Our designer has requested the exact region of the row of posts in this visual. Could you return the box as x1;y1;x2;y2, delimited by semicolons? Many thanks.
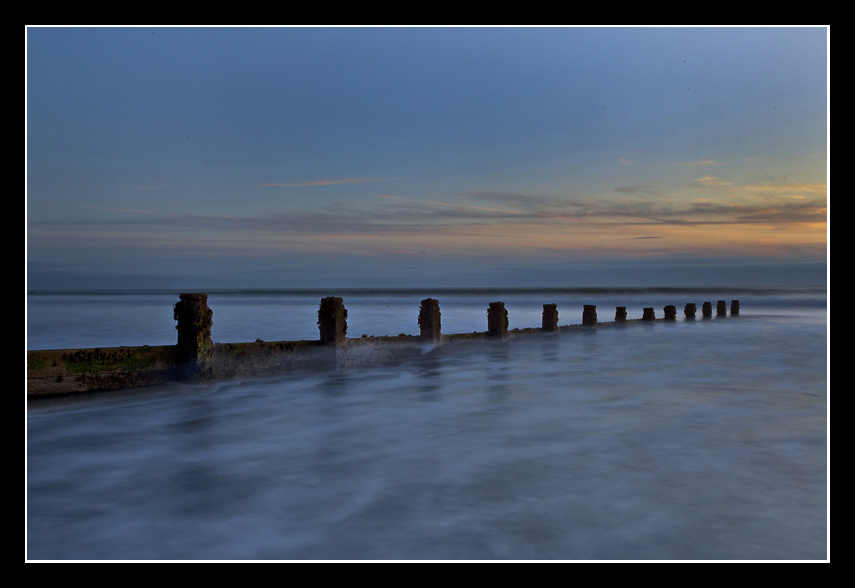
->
327;298;739;344
173;294;740;379
635;300;739;321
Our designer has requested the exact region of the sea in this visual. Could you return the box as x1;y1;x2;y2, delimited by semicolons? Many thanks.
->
26;286;828;560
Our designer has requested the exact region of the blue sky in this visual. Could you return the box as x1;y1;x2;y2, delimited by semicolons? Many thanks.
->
26;26;828;289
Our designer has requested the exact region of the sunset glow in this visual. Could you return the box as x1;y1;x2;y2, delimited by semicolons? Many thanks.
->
26;26;828;289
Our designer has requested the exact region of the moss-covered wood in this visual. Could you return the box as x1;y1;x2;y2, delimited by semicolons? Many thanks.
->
418;298;441;342
318;297;347;346
542;304;558;332
487;302;508;338
26;345;178;397
173;293;214;380
582;305;597;327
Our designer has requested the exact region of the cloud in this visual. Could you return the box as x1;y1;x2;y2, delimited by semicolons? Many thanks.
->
82;204;173;216
684;199;827;225
693;176;732;187
257;177;390;187
741;182;827;196
618;158;636;166
45;185;826;260
615;185;657;195
674;160;717;166
460;190;546;206
376;194;522;215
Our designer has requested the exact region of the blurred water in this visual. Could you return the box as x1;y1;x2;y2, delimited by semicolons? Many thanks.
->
26;288;827;560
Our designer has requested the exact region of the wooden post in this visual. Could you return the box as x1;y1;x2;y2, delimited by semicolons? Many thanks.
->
582;305;597;326
663;305;677;320
542;303;559;332
731;300;740;316
418;298;441;342
684;303;697;319
642;307;656;321
318;297;347;346
615;306;627;322
173;293;214;381
487;302;508;338
702;302;713;318
716;300;727;317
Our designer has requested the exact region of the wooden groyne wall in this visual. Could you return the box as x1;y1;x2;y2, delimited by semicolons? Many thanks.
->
27;294;741;398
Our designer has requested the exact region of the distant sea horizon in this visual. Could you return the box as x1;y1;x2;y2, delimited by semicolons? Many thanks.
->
25;284;828;295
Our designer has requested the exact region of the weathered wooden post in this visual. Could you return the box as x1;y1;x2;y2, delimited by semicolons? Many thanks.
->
318;297;347;346
663;305;677;320
487;302;508;338
418;298;442;343
731;300;740;316
702;302;713;318
173;293;214;381
582;305;597;327
615;306;627;322
542;303;559;332
684;303;697;319
642;307;656;321
716;300;727;317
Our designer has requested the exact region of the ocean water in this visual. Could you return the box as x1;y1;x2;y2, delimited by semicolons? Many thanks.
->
26;287;828;560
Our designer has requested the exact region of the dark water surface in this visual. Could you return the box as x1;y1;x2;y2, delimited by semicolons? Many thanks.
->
26;288;828;560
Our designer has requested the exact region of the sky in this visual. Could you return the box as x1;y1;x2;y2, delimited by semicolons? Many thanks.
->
25;26;828;290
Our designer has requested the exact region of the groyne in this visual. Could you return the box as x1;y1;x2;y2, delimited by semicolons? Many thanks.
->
27;294;740;397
